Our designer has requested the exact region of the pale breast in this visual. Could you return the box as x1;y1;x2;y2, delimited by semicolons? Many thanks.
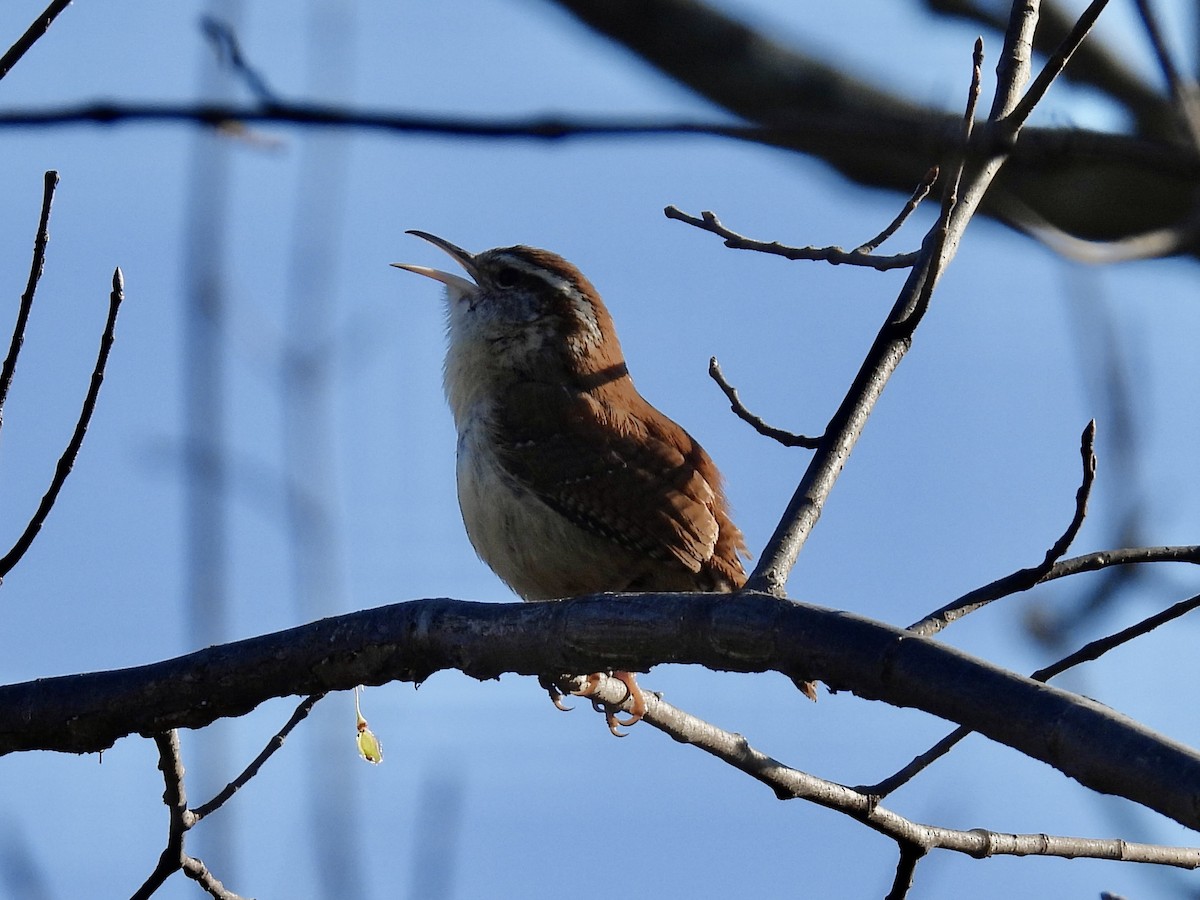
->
455;416;649;601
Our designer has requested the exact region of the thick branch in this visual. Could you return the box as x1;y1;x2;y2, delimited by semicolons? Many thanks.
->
3;593;1200;831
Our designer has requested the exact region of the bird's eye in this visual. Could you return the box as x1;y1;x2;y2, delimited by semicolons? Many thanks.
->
495;266;520;289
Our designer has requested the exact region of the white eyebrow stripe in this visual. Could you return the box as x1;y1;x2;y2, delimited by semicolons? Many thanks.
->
494;251;603;348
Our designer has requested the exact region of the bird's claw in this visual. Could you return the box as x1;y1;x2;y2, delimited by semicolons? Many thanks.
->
573;671;647;737
540;676;575;712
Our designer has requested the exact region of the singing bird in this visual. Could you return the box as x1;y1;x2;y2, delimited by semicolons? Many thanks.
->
394;231;781;734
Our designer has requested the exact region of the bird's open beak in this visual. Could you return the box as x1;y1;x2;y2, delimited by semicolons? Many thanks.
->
391;230;479;294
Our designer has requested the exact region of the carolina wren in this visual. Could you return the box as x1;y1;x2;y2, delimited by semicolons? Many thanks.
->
393;231;759;733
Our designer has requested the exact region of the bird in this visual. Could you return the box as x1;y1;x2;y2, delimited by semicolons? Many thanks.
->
393;231;783;735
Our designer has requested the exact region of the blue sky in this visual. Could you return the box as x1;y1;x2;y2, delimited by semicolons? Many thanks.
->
1;2;1198;898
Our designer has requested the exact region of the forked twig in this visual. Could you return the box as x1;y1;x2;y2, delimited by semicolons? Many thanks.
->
0;269;126;579
132;732;246;900
134;695;323;897
664;205;921;271
745;37;989;595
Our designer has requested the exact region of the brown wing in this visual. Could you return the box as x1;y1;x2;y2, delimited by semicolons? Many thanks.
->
492;379;746;587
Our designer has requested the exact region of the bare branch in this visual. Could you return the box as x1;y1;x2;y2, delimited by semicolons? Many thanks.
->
0;0;73;82
886;843;926;900
191;693;326;822
181;857;244;900
130;732;191;900
747;38;996;595
856;166;940;254
133;731;247;900
1008;0;1112;131
708;357;820;449
664;205;920;271
989;0;1040;121
0;171;58;427
5;593;1200;831
866;590;1200;797
909;420;1096;636
1045;544;1200;579
603;673;1200;869
923;0;1165;134
1032;591;1200;682
0;269;125;579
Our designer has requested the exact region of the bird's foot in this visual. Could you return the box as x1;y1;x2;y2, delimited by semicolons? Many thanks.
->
573;671;647;737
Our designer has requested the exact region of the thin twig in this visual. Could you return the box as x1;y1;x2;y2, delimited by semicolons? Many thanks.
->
1045;544;1200;579
0;171;58;428
0;0;73;81
708;357;820;449
989;0;1040;121
1033;591;1200;682
909;420;1096;637
855;166;940;254
1008;0;1112;130
0;269;125;579
664;206;920;271
899;38;984;328
191;693;326;821
864;590;1200;797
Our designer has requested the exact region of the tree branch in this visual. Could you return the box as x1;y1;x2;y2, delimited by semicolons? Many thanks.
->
0;170;58;429
0;269;126;579
707;357;820;449
0;0;73;82
191;693;325;822
613;665;1199;869
864;590;1200;798
909;419;1096;636
4;592;1200;831
664;205;922;271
